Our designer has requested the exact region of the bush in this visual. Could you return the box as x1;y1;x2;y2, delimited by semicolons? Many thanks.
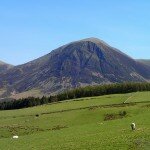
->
119;111;127;116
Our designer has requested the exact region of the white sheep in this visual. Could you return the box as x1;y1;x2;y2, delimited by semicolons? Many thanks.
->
131;123;136;130
13;135;19;139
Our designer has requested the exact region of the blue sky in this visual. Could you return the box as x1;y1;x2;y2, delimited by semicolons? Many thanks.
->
0;0;150;65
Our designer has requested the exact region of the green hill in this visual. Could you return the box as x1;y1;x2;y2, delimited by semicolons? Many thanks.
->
0;91;150;150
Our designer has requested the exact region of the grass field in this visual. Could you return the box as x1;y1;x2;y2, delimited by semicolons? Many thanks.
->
0;91;150;150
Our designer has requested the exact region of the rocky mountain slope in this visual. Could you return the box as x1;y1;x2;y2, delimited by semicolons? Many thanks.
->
0;38;150;98
0;61;13;73
137;59;150;66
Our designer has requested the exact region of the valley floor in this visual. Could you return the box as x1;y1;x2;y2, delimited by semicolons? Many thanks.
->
0;91;150;150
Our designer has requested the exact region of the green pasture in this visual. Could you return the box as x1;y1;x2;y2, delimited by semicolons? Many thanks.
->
0;91;149;150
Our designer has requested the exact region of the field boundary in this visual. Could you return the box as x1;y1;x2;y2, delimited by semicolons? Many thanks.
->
1;101;149;120
123;92;138;104
41;100;150;116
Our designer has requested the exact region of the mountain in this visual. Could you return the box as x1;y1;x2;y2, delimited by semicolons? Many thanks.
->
0;38;150;98
136;59;150;66
0;61;13;73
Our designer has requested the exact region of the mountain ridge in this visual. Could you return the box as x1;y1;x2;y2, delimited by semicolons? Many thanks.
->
0;38;150;99
0;60;13;73
137;59;150;66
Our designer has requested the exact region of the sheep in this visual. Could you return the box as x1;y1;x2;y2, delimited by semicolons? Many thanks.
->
13;135;19;139
131;123;136;130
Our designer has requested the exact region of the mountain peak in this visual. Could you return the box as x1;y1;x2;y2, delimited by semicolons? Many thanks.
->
77;37;111;47
82;37;101;42
0;38;150;98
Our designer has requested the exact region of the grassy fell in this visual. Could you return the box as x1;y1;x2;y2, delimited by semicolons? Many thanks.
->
0;91;149;150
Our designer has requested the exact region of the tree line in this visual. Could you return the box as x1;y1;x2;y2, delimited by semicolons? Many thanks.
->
0;96;56;110
0;82;150;110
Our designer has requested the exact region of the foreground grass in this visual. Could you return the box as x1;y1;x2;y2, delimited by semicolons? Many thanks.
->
0;91;150;150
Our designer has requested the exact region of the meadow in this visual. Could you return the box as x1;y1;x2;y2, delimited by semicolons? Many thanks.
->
0;91;150;150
